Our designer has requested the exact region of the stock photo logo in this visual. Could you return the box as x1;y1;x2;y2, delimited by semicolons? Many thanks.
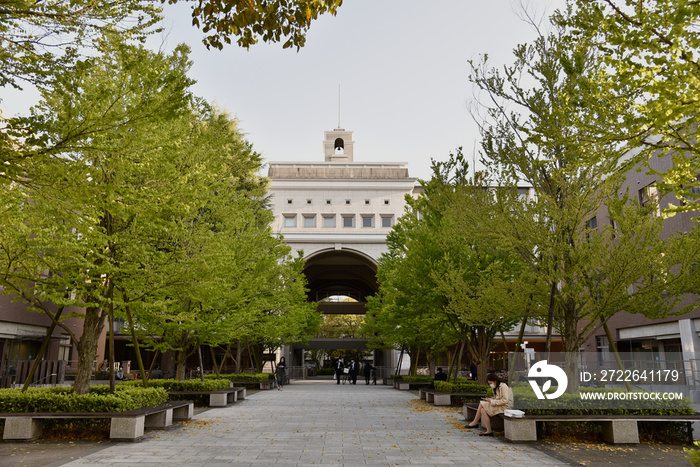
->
528;360;568;400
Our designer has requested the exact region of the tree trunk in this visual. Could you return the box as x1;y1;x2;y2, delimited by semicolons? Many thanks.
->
124;302;148;387
454;339;465;384
161;349;176;379
563;299;579;393
508;317;529;385
545;281;557;358
147;349;159;379
22;307;64;392
196;336;204;382
210;346;220;377
235;340;242;373
603;321;632;391
73;306;106;394
175;349;187;381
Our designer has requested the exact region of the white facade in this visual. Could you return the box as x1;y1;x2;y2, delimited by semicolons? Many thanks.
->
267;129;419;261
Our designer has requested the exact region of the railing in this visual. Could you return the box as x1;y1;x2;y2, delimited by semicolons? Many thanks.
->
0;360;67;388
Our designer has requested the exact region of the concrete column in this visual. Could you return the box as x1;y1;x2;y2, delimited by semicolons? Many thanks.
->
657;340;667;370
679;319;700;385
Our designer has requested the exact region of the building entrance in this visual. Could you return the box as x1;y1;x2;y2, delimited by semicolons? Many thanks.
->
287;249;392;379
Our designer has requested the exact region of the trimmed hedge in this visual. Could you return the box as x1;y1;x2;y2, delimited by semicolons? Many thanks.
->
121;378;231;391
0;386;168;413
434;381;492;396
205;373;274;382
511;385;695;415
402;376;435;383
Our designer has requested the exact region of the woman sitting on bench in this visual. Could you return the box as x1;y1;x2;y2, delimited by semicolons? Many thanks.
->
467;373;510;436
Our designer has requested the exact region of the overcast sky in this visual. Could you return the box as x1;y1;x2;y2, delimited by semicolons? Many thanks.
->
2;1;564;181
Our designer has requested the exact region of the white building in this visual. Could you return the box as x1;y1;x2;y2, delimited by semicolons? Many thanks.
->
267;128;419;374
268;128;418;261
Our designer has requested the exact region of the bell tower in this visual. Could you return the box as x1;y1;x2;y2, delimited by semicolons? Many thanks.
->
323;129;354;162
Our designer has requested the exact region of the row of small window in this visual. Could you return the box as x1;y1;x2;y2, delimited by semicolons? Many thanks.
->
283;214;394;228
288;198;391;206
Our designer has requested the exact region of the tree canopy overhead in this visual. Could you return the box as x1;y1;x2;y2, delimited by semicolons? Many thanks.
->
182;0;344;50
569;0;700;213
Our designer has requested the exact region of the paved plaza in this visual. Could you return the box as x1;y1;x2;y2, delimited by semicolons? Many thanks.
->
60;380;558;467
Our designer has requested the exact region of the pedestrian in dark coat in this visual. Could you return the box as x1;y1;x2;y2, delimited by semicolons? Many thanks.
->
335;358;344;385
363;361;375;385
276;357;287;390
349;359;358;384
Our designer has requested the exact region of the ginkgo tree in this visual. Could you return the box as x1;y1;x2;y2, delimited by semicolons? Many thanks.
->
365;154;532;382
0;38;317;392
469;4;700;388
567;0;700;213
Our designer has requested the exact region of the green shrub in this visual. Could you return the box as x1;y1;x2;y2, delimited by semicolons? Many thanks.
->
685;441;700;466
434;381;492;395
0;386;167;413
402;376;435;383
390;375;403;381
205;373;273;382
121;378;231;391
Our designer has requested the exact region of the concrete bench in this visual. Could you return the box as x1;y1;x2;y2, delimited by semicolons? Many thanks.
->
463;402;505;431
230;380;276;390
169;387;246;407
393;381;433;391
420;391;484;406
499;412;700;444
0;400;194;442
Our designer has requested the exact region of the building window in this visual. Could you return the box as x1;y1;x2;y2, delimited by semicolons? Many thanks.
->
679;175;700;205
287;199;293;204
58;336;72;361
326;199;332;205
345;199;351;205
610;218;617;239
381;216;393;228
384;199;390;205
517;187;530;198
303;215;316;228
364;199;370;205
585;216;597;240
283;215;296;227
306;199;312;205
342;215;354;228
639;183;660;216
362;215;374;228
689;184;700;201
596;335;610;366
323;215;336;228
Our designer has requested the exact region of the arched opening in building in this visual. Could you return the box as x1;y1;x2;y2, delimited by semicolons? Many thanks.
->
334;138;345;153
288;249;392;379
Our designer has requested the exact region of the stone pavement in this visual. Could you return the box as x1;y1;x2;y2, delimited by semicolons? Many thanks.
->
62;380;560;467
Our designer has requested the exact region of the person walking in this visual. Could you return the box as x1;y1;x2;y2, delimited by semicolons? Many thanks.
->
470;362;478;381
276;357;287;391
363;361;375;385
349;359;359;385
335;358;344;385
